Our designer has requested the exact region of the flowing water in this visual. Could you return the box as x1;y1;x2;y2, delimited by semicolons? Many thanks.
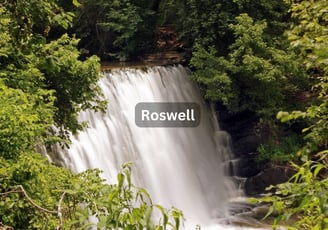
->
56;65;269;229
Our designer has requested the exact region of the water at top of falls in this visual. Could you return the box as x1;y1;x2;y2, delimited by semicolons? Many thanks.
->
57;65;269;229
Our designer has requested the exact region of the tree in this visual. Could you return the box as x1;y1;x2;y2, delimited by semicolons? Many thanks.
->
0;158;183;229
158;0;236;54
0;83;55;160
35;34;105;134
0;6;58;157
0;1;105;135
158;0;309;119
190;13;307;118
255;1;328;229
0;2;183;229
70;0;157;61
159;0;290;56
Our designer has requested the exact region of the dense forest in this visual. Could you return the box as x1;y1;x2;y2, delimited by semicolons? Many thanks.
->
0;0;327;229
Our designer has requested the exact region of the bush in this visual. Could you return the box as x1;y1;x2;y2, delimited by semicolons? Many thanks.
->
0;157;183;229
256;134;304;163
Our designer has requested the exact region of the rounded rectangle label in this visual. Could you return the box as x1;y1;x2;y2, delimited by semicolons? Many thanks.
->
135;102;201;127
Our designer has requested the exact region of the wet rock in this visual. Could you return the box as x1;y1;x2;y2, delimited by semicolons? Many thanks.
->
215;106;262;157
234;157;261;178
215;105;264;181
228;201;257;215
233;135;261;156
225;157;260;178
215;103;293;197
244;165;295;196
250;205;272;219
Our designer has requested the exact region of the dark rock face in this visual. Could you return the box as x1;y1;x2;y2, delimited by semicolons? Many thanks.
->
215;104;263;178
215;103;294;196
224;157;260;178
244;165;295;196
233;157;261;178
216;107;262;157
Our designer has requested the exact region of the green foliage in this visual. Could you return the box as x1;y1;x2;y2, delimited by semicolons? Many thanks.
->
0;1;105;135
254;154;328;230
0;153;73;228
35;34;106;133
0;9;11;58
159;0;290;55
256;134;303;163
0;158;183;229
278;0;328;153
159;0;308;119
277;103;328;153
0;84;55;159
189;44;233;105
3;0;73;41
158;0;236;52
71;0;157;60
0;8;58;156
1;2;183;229
191;13;306;117
254;1;328;229
233;0;290;37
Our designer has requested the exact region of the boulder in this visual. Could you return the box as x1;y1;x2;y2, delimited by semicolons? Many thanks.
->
244;165;295;196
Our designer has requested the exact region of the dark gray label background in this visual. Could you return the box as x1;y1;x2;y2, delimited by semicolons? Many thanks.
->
135;102;201;127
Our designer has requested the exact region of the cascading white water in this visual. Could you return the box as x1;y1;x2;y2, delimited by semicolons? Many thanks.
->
57;65;267;229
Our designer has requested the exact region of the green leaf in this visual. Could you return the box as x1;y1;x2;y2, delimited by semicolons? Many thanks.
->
312;164;324;177
72;0;81;7
117;173;125;189
262;205;275;220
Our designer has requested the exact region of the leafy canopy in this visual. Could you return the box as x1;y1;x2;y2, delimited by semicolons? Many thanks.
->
0;1;183;229
70;0;157;60
254;0;328;229
0;83;55;160
191;13;306;117
0;159;183;229
0;1;106;136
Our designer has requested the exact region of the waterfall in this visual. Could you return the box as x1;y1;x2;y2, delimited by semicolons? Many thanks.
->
56;65;264;229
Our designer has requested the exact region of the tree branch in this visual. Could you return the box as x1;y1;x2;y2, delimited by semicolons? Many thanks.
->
15;185;58;214
0;222;14;230
0;0;7;6
56;192;66;230
1;186;69;229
